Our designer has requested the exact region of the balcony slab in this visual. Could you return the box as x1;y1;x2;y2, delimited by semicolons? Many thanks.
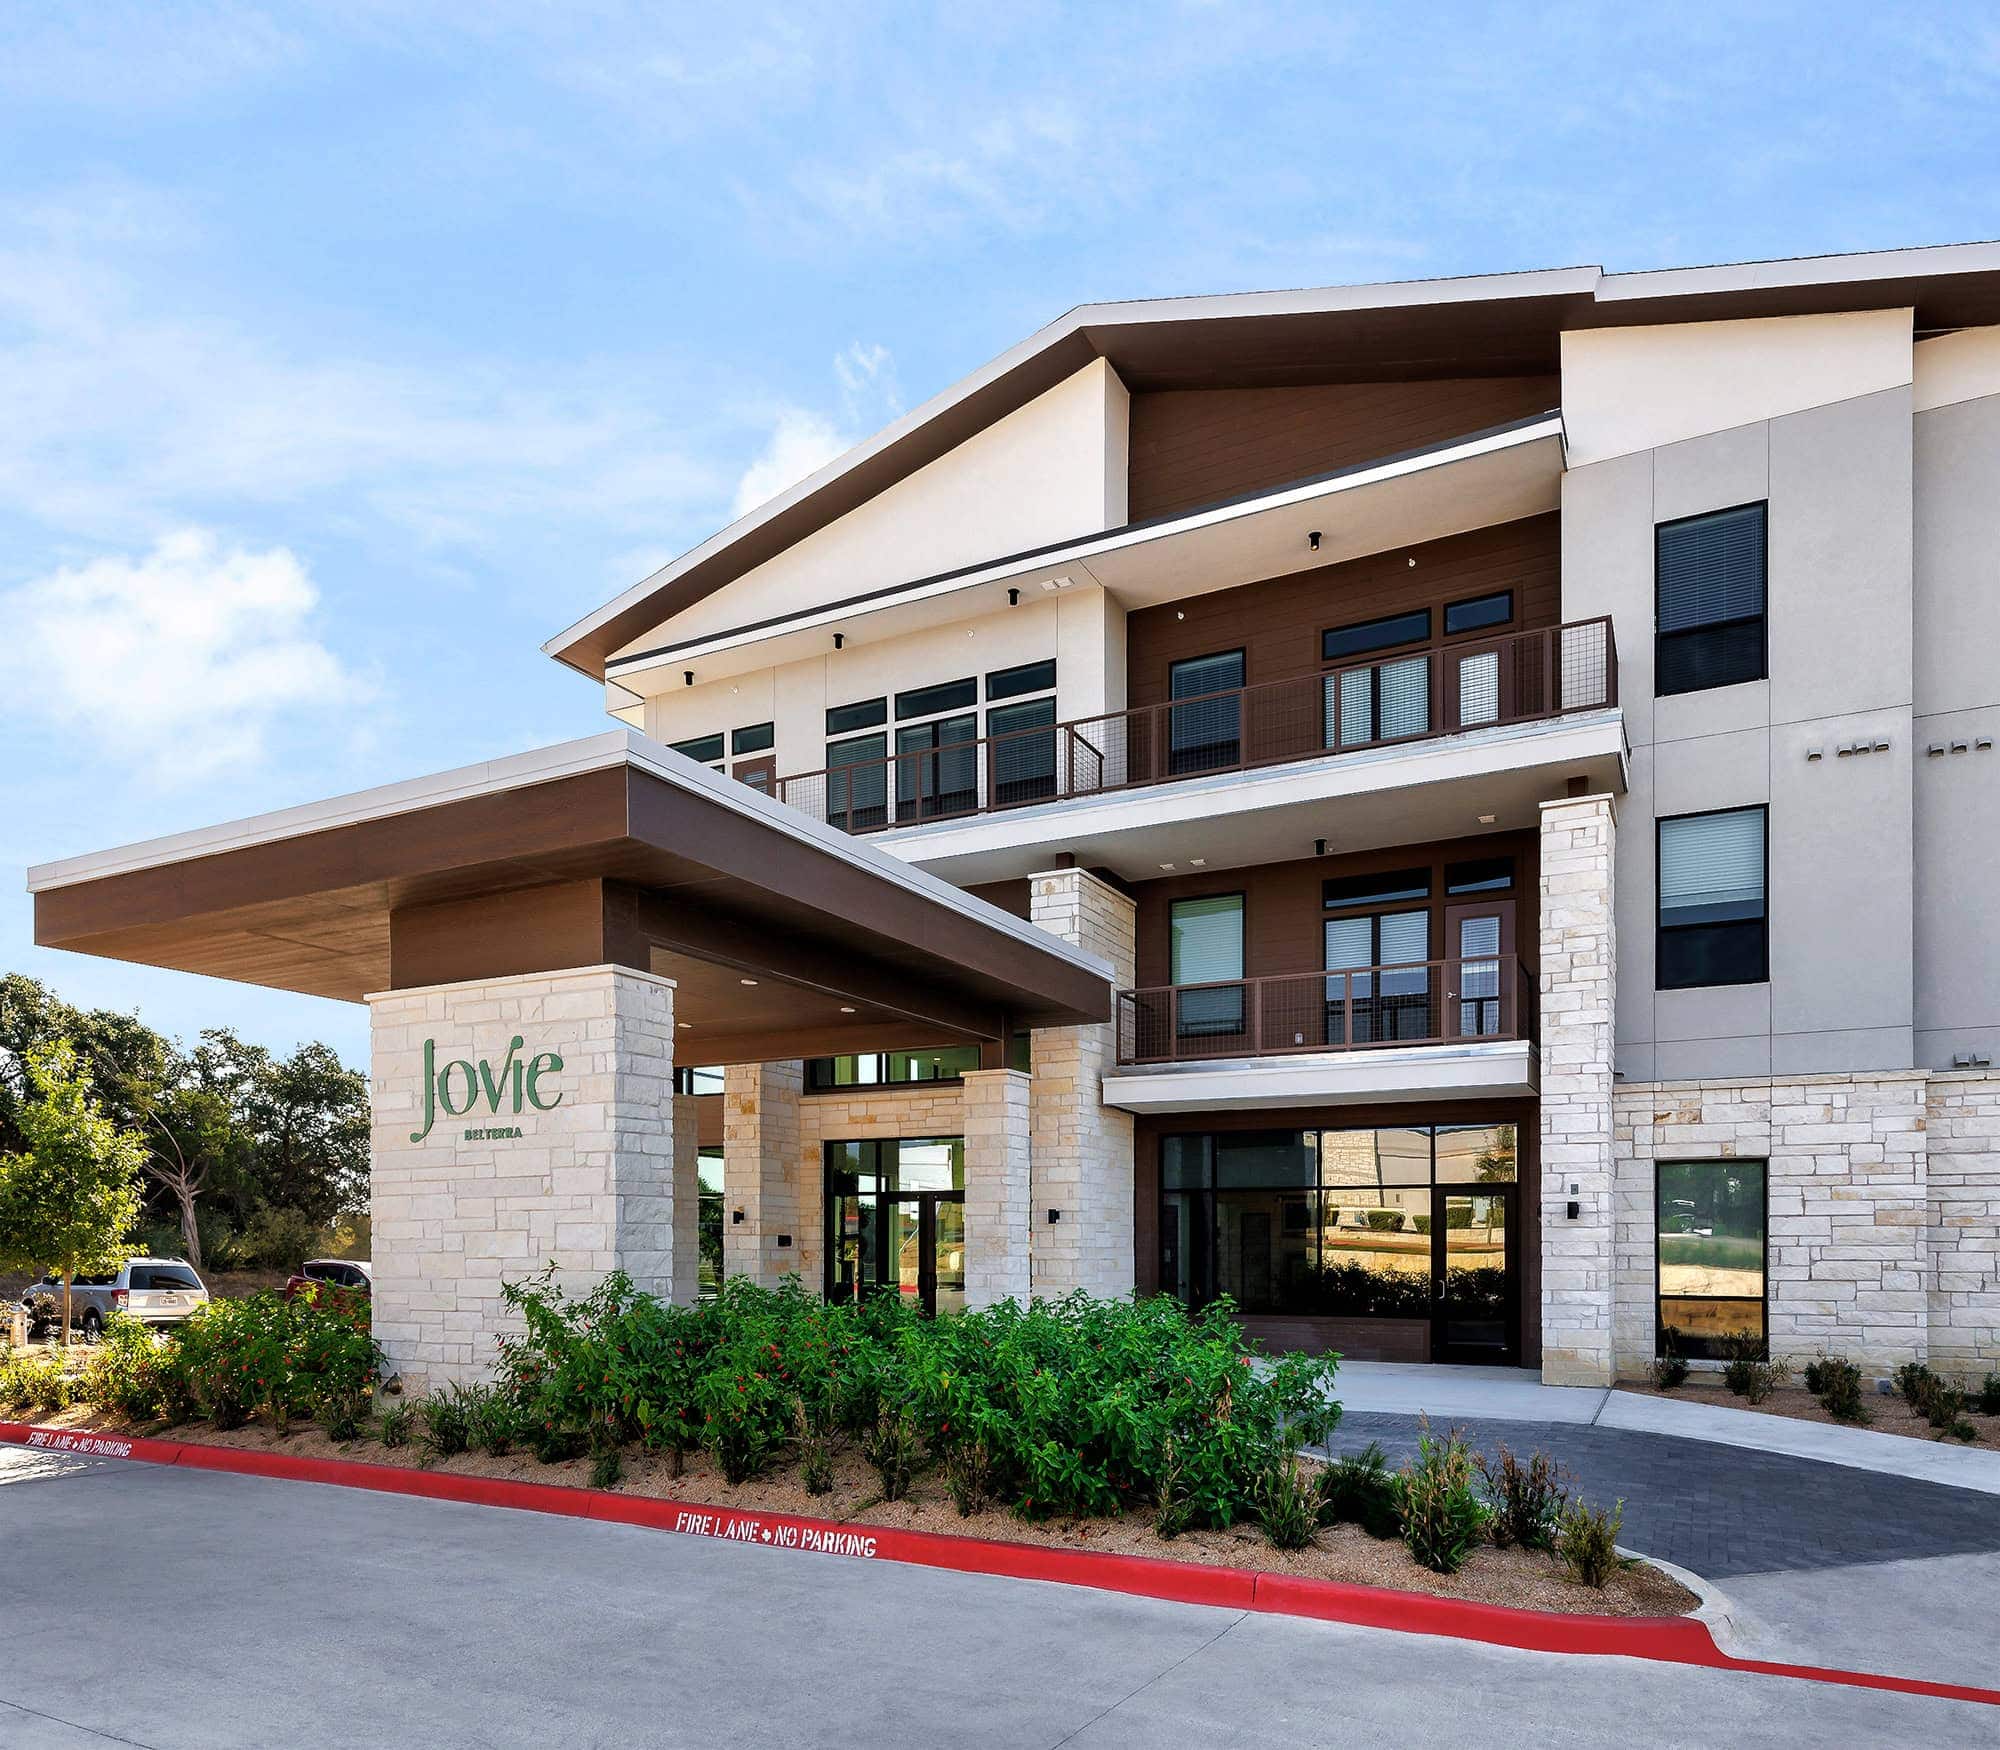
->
1101;1038;1536;1114
874;708;1625;885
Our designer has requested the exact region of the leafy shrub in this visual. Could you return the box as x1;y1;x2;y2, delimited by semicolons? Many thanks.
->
483;1275;1341;1530
864;1407;922;1502
797;1405;836;1497
2;1348;73;1413
1396;1421;1489;1574
314;1379;368;1443
1363;1210;1404;1233
1316;1441;1398;1537
1897;1363;1976;1441
466;1385;522;1457
377;1403;414;1448
171;1290;379;1434
417;1386;475;1461
1476;1444;1567;1551
1720;1333;1788;1403
942;1437;988;1516
1255;1444;1319;1551
1652;1327;1689;1390
77;1313;176;1422
1805;1356;1868;1424
1977;1373;2000;1417
590;1446;623;1489
1556;1496;1625;1588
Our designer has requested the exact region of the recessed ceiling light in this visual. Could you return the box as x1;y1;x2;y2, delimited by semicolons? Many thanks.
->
677;1022;691;1029
1189;857;1207;867
1478;813;1496;825
1159;862;1176;871
839;1005;857;1014
739;977;760;987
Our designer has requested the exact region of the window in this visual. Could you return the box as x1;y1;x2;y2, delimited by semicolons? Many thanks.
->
1167;650;1244;773
1324;871;1432;1042
1170;894;1245;1037
987;696;1057;805
896;676;977;719
806;1046;982;1091
826;697;886;736
986;658;1055;700
1322;608;1431;663
1445;591;1513;636
826;732;888;830
1445;856;1514;894
668;733;724;765
1322;868;1430;909
1657;807;1767;989
1159;1124;1517;1323
731;722;774;756
1657;1160;1766;1359
1657;503;1766;695
674;1065;724;1096
896;713;978;817
697;1149;725;1298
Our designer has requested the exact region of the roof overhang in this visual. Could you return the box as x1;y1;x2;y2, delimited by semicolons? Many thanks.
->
28;732;1112;1064
547;241;2000;681
606;412;1564;692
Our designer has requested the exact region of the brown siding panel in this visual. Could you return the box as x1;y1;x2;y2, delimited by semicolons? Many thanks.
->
1124;514;1560;708
1127;377;1558;522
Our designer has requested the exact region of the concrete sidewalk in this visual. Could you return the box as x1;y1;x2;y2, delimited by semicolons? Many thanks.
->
1332;1361;2000;1496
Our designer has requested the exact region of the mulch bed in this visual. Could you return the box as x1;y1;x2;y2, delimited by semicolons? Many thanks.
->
31;1403;1695;1619
1624;1378;2000;1447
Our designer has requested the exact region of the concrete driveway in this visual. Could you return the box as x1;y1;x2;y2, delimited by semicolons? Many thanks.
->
2;1449;1993;1749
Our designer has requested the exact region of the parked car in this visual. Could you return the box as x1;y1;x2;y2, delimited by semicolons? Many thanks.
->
18;1259;210;1341
285;1258;372;1299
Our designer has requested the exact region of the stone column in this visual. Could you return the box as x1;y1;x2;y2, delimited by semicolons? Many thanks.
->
1029;867;1138;1299
1538;794;1618;1386
723;1060;804;1287
962;1068;1032;1307
366;964;686;1389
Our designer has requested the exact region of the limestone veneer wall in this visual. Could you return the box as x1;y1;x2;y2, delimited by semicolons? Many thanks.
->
1926;1071;2000;1373
368;965;680;1389
1612;1071;1933;1376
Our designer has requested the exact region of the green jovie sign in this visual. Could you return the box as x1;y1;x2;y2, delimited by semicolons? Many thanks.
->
410;1035;564;1142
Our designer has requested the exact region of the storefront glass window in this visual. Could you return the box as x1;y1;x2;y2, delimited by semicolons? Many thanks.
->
1657;1160;1766;1358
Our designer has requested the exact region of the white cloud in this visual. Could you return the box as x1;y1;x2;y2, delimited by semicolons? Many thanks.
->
728;340;905;519
0;530;374;783
730;407;850;519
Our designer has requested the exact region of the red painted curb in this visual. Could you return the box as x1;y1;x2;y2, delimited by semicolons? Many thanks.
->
5;1419;1996;1707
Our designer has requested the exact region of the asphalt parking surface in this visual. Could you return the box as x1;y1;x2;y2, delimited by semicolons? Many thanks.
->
2;1448;1993;1749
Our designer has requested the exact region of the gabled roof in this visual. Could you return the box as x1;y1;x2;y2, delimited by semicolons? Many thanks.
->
545;240;2000;681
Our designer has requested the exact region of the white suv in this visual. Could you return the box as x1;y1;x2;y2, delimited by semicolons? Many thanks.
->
19;1259;210;1341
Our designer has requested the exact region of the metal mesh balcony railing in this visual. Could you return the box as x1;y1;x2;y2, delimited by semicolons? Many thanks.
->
1115;957;1538;1066
774;617;1615;834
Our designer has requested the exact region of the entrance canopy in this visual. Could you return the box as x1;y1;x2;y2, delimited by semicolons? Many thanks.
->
28;731;1112;1064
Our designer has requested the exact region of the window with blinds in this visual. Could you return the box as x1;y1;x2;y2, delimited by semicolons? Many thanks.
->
1168;651;1244;773
1656;502;1766;696
1171;894;1245;1037
1657;806;1768;988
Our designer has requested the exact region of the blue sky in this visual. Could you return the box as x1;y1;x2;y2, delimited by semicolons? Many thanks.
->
3;1;1996;1070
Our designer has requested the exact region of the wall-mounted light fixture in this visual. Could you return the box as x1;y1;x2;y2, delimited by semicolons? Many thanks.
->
731;1210;744;1226
1046;1209;1062;1225
1307;530;1322;552
833;632;844;650
1314;838;1328;857
1007;587;1020;606
684;671;694;687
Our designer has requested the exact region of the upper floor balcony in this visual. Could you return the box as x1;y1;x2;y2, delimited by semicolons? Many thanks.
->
772;616;1616;840
1102;953;1540;1115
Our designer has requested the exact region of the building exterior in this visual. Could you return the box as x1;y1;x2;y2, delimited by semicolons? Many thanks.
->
28;242;2000;1389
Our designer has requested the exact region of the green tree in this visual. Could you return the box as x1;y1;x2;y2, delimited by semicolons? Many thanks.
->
0;1041;146;1344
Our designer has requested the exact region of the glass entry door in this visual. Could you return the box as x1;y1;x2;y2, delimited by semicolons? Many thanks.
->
825;1138;965;1316
1431;1186;1517;1363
